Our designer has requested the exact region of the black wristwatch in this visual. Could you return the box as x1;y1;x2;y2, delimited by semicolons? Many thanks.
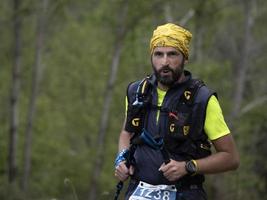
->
185;160;198;175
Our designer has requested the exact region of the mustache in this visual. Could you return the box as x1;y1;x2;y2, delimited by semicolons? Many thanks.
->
158;66;174;73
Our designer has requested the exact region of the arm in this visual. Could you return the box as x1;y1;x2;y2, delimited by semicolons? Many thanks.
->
159;133;239;181
160;96;240;181
196;133;239;174
118;121;133;151
114;120;135;181
196;96;240;173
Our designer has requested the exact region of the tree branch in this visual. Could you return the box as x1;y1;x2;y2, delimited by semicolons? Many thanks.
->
240;95;267;115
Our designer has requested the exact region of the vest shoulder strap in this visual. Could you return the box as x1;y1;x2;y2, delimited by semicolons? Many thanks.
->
179;78;205;105
125;75;155;134
127;75;155;106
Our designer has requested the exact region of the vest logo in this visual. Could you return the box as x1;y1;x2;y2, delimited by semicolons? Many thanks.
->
183;126;190;135
184;91;191;100
132;118;140;127
169;123;175;133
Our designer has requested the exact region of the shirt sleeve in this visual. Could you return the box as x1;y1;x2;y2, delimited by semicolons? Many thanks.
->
204;95;230;140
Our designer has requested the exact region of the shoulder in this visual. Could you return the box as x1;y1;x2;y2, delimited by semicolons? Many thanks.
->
126;75;156;102
205;95;230;140
127;80;141;94
126;80;142;104
192;79;216;104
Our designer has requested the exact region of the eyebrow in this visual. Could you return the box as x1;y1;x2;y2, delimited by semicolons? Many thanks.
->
153;50;179;55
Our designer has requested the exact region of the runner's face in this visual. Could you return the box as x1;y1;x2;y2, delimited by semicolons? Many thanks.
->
152;47;185;87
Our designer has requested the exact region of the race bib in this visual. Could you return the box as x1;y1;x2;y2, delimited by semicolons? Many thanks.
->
129;181;177;200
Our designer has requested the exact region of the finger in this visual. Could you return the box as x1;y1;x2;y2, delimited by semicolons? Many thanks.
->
162;169;171;179
116;163;132;178
160;162;173;172
116;166;128;177
115;170;128;181
162;164;176;178
121;163;129;172
116;162;128;174
158;163;166;171
116;160;126;169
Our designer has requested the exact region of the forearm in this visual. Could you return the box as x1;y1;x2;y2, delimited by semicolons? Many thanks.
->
115;129;134;181
195;134;239;174
196;151;239;174
118;129;133;152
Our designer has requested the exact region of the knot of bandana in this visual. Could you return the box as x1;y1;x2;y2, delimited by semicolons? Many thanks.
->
150;23;192;59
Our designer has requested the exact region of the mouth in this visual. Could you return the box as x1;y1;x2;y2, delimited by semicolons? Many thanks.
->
161;68;172;75
163;69;170;73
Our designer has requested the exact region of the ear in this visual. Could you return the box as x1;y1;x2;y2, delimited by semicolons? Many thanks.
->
184;59;188;64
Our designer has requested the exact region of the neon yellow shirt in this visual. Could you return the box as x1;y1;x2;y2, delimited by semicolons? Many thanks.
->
204;95;230;140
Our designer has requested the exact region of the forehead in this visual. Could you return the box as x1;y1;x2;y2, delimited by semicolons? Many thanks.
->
153;46;179;53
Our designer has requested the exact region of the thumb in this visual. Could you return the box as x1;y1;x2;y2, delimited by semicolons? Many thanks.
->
129;165;135;175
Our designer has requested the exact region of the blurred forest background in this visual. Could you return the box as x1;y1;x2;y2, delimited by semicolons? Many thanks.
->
0;0;267;199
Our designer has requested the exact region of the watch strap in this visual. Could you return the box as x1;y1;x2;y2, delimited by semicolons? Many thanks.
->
185;159;198;176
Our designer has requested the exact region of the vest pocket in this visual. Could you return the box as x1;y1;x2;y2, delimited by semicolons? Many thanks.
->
125;105;144;133
165;109;212;159
164;111;190;153
167;111;191;139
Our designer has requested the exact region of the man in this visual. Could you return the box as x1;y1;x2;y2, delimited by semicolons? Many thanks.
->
114;23;239;200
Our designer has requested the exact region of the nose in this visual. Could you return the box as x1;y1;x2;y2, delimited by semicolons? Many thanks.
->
162;54;169;66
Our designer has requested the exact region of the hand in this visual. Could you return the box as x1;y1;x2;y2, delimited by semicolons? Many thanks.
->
159;159;187;182
115;161;134;182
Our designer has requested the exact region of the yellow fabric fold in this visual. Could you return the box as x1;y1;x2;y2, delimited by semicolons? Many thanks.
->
150;23;192;59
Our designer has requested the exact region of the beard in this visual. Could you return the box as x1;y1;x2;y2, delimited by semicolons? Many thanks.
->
153;62;184;87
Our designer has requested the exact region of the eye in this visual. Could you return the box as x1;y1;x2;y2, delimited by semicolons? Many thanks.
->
153;51;163;57
168;51;179;56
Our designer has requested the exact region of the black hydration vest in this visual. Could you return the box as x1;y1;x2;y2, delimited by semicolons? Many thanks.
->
125;74;215;161
124;73;216;185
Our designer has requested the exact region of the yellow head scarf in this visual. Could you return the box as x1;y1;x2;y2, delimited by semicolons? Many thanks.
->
150;23;192;59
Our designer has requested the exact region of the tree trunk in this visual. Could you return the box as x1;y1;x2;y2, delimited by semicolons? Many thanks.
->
21;0;48;191
164;3;174;22
226;1;255;200
231;2;255;199
88;1;129;199
230;0;255;122
8;0;22;183
193;1;206;62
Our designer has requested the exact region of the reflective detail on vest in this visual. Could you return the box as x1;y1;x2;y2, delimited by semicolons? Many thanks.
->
169;112;179;120
169;123;175;133
183;126;190;135
184;90;192;100
141;79;148;94
132;118;140;127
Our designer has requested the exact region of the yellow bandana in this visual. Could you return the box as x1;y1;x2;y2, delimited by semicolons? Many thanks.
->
150;23;192;59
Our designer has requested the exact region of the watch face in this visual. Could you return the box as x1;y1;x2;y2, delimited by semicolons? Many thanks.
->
186;160;197;174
